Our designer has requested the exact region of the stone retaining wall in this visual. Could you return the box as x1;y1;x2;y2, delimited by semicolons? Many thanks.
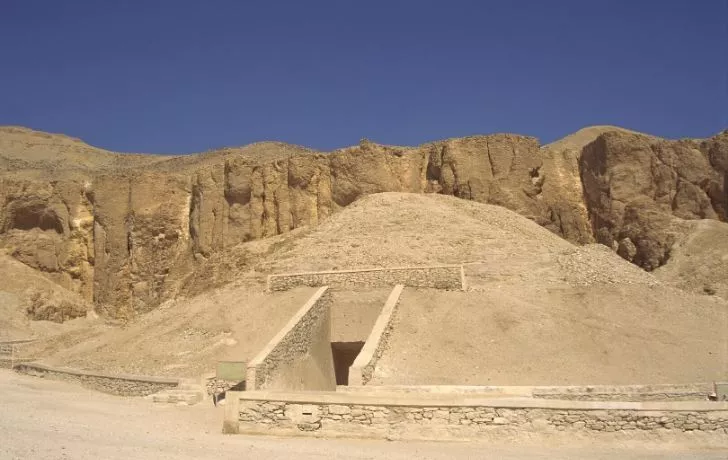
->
532;383;713;401
246;287;336;391
267;266;465;292
340;383;713;401
0;357;34;369
349;285;404;385
14;362;179;396
223;391;728;440
0;339;35;355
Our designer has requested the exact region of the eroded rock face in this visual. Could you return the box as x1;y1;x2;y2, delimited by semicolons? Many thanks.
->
0;178;95;301
580;131;727;270
1;127;726;317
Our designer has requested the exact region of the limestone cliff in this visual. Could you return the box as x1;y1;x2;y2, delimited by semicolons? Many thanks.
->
1;125;726;318
580;130;727;270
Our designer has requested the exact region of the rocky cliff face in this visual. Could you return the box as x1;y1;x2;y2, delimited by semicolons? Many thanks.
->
580;131;727;270
1;126;725;318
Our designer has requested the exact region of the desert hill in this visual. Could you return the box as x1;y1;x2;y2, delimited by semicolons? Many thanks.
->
0;126;168;172
0;125;726;319
653;218;728;299
0;252;90;340
10;193;726;385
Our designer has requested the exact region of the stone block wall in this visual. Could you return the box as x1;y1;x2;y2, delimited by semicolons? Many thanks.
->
225;392;728;440
13;362;179;396
246;287;336;391
0;357;34;369
267;266;464;292
0;339;35;355
532;383;714;401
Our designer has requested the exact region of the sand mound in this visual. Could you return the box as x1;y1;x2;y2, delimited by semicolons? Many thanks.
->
257;192;574;273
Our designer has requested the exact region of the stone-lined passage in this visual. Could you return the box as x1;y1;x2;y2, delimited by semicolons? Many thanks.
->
246;287;335;391
349;285;404;385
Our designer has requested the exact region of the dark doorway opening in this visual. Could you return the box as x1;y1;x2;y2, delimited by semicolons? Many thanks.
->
330;341;364;385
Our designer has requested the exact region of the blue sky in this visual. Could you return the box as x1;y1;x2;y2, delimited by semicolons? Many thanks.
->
1;0;726;153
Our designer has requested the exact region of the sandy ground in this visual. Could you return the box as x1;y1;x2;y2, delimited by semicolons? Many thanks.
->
18;287;316;377
373;282;727;385
1;370;725;460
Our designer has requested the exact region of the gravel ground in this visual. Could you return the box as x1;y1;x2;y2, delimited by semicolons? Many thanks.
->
1;370;726;460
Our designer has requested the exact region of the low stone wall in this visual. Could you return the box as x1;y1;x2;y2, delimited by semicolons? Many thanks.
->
246;287;336;391
0;339;35;355
349;285;404;386
224;391;728;440
340;383;712;401
532;383;714;401
0;357;35;369
14;362;179;397
267;266;465;292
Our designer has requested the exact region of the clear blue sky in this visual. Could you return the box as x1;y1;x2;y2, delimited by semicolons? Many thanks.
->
1;0;726;153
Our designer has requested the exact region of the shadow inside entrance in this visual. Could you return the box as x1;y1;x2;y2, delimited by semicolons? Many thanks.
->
330;341;364;386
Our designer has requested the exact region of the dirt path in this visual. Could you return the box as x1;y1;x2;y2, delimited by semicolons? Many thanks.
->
1;371;725;460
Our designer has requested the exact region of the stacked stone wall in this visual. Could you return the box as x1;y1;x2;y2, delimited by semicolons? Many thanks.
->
267;266;464;291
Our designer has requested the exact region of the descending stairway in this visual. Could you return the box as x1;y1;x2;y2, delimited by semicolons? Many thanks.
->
146;379;206;406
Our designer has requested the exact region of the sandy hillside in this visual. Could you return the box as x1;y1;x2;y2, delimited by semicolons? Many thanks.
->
9;193;725;385
255;193;574;273
0;126;168;171
21;286;316;377
350;203;727;386
0;125;316;174
373;283;727;386
654;219;728;300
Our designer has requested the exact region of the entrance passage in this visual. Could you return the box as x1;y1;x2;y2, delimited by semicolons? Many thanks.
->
330;342;364;385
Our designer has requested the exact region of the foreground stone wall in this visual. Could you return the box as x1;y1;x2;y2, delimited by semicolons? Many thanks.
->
246;287;335;391
267;266;464;292
349;285;404;385
532;383;714;401
224;391;728;440
14;362;178;396
339;383;713;402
